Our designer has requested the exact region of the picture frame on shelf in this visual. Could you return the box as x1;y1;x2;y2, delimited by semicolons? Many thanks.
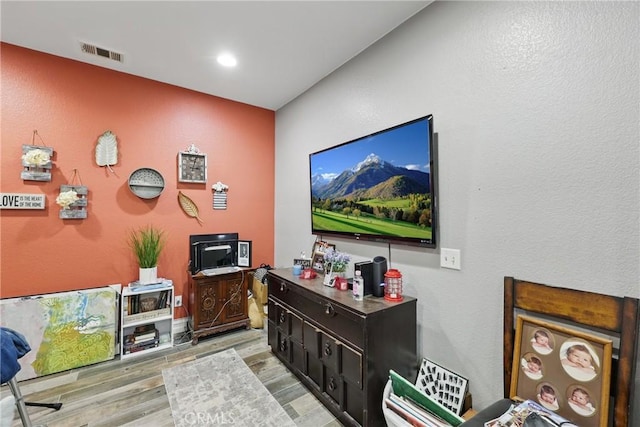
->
238;240;252;267
311;240;335;272
312;240;334;256
511;315;612;427
311;252;325;273
293;258;312;269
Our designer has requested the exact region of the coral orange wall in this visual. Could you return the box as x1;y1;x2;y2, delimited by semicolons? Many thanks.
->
0;43;275;318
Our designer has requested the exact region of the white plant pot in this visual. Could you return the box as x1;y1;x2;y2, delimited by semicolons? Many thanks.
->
139;266;158;285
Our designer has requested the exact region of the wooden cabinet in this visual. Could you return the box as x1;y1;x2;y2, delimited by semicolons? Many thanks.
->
267;268;417;427
189;270;250;344
120;280;174;358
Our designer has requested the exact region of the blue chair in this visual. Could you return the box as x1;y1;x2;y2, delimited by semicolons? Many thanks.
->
1;327;62;427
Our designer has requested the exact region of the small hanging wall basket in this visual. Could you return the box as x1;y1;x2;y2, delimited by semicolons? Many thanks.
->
57;169;88;219
21;130;54;182
212;181;229;210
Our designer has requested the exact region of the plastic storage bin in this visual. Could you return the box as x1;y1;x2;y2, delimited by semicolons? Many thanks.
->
383;379;411;427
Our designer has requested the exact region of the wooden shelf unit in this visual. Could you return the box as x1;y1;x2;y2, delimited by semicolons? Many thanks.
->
120;281;174;359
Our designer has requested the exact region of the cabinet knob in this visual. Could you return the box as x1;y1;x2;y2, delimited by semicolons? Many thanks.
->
280;282;288;292
279;312;286;325
324;303;335;317
328;377;336;391
279;338;287;352
324;342;332;357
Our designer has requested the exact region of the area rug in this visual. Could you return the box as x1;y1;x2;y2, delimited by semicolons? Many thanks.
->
163;348;296;427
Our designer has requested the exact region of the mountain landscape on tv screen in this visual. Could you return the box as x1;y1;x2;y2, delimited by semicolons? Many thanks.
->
311;153;430;199
311;153;433;241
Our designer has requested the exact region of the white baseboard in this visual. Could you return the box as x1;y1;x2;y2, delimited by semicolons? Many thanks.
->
173;317;190;337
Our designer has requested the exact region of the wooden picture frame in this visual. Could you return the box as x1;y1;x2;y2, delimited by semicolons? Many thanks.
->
237;240;251;267
511;315;612;427
311;240;335;256
311;240;335;272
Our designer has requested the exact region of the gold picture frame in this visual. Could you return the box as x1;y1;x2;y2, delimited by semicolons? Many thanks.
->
511;315;612;427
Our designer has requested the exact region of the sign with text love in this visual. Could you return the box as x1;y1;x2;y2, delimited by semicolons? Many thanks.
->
0;193;46;209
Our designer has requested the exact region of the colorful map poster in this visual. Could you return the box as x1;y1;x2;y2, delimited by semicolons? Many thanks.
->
0;286;118;381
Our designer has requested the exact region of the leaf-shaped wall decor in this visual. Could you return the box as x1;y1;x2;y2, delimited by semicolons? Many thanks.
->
178;191;203;224
96;130;118;172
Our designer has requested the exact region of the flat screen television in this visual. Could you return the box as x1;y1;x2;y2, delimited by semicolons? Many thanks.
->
309;115;436;248
189;233;239;274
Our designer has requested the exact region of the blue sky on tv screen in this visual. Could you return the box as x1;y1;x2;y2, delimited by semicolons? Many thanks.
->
311;118;431;180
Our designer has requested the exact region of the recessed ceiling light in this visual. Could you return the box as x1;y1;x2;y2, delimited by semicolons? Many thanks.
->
217;53;237;67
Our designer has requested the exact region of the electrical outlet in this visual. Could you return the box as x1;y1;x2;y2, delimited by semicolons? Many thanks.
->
174;295;183;307
440;248;461;270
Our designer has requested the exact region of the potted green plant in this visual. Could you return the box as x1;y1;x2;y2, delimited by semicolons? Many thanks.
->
128;225;166;284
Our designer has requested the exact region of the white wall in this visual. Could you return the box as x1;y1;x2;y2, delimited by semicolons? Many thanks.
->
274;0;639;419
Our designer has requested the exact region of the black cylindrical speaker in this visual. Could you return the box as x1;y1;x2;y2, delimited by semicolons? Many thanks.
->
371;256;387;297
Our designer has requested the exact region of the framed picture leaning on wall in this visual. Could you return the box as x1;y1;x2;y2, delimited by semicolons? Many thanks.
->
511;315;612;427
237;240;251;267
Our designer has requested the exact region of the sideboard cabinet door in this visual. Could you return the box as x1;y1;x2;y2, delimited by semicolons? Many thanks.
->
190;271;251;344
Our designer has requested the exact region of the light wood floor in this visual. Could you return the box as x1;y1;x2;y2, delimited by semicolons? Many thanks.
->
1;327;343;427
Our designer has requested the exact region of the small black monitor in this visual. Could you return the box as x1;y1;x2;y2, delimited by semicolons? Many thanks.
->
189;233;239;274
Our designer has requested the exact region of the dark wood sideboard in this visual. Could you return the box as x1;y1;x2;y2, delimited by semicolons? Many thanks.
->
189;270;251;344
267;268;418;426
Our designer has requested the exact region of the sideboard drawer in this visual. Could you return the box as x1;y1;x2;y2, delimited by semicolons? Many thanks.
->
320;331;340;372
303;322;320;358
268;275;364;349
310;324;363;390
290;311;303;343
341;343;363;388
324;367;342;406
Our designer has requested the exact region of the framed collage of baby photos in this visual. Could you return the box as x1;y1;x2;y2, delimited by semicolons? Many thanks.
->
511;315;612;427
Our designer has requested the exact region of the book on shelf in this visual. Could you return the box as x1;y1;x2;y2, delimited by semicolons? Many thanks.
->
125;290;171;315
156;290;170;310
124;334;157;346
127;294;142;314
123;339;159;354
134;324;156;335
389;370;465;427
133;332;157;343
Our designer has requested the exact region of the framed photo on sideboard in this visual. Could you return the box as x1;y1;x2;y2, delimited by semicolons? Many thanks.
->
238;240;252;267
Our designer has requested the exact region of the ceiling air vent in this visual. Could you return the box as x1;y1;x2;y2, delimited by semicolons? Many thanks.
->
80;42;123;63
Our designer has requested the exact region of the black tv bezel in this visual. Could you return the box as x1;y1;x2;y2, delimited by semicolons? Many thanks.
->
309;115;437;249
